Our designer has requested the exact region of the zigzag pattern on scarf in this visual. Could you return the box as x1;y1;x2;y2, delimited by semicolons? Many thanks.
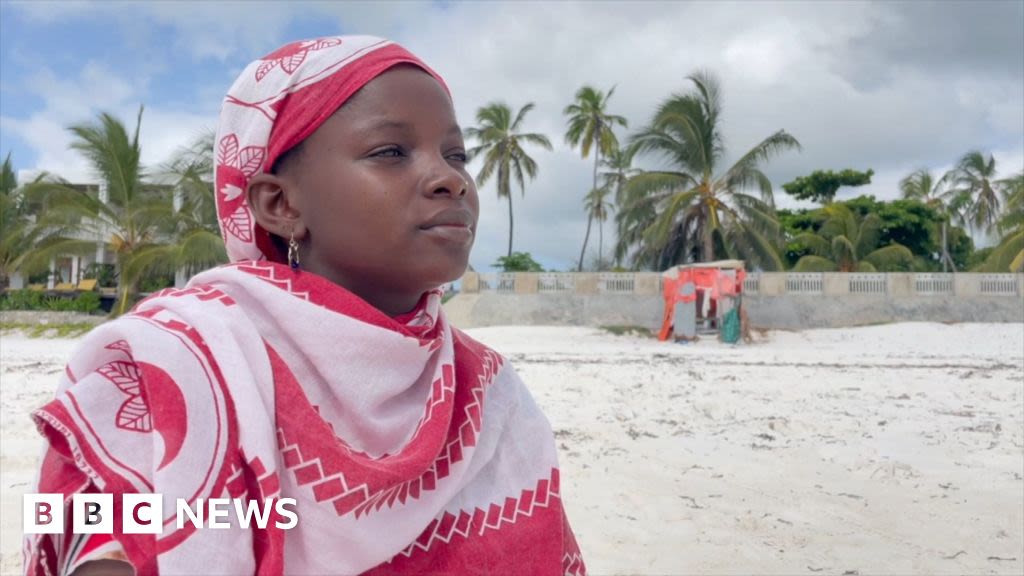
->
225;457;280;500
354;345;502;516
563;552;586;576
232;262;312;302
392;467;562;559
275;352;499;518
137;284;238;308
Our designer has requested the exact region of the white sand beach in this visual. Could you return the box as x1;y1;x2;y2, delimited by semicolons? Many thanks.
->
1;322;1022;575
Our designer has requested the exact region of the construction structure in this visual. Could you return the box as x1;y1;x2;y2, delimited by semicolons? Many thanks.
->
657;260;747;342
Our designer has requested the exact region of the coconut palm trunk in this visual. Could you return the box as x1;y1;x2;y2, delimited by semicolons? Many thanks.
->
702;207;715;262
940;219;956;272
506;185;514;258
577;148;600;271
115;255;137;315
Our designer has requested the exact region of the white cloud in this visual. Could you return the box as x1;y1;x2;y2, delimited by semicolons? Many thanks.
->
2;60;214;182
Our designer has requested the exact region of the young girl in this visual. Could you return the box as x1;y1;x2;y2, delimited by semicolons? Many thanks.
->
24;35;585;576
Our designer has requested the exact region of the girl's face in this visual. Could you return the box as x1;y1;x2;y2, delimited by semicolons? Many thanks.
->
282;66;479;315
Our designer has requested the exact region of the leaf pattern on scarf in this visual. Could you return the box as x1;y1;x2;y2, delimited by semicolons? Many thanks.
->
254;37;344;82
117;395;152;432
237;146;266;177
98;358;153;433
255;59;278;82
98;361;142;396
104;340;132;355
280;51;308;74
218;134;240;167
223;205;253;242
312;38;342;51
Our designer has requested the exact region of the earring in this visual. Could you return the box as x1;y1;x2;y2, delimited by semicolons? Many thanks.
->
288;232;300;270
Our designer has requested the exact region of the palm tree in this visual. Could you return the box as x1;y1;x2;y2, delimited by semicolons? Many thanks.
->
23;108;225;315
465;102;552;258
899;168;957;271
0;153;44;289
977;171;1023;272
564;85;627;271
619;70;801;270
582;185;614;270
792;204;914;272
946;151;1001;234
600;144;641;206
125;130;228;286
599;145;641;267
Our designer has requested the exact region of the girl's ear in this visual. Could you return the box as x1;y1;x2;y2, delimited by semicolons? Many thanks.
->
247;173;306;239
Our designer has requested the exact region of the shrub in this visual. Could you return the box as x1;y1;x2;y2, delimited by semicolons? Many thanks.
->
72;291;102;313
0;290;102;314
492;252;544;272
82;263;117;288
0;289;45;310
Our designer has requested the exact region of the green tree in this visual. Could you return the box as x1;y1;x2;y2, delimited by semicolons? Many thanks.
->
784;196;970;272
0;153;44;288
782;168;874;204
792;203;914;272
976;171;1023;272
847;195;974;271
564;85;628;271
599;144;641;268
945;151;1001;234
23;108;225;315
618;70;801;270
777;207;821;268
492;251;544;272
899;168;958;271
123;130;229;286
466;102;552;258
600;144;640;205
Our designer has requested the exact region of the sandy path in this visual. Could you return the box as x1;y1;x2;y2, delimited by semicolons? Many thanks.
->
2;323;1022;575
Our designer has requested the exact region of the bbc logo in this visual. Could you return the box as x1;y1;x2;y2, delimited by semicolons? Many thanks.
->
24;494;163;534
25;493;299;533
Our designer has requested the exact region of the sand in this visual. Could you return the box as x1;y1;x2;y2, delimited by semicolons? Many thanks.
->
2;322;1022;575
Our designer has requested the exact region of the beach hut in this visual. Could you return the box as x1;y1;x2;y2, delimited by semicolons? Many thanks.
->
658;260;746;342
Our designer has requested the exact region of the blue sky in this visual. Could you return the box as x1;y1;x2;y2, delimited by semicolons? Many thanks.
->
0;2;365;164
2;1;1022;270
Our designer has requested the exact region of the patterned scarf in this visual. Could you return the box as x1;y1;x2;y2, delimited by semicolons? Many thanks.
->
25;35;585;575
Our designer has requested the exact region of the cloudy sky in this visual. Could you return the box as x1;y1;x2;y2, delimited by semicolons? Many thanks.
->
1;0;1022;271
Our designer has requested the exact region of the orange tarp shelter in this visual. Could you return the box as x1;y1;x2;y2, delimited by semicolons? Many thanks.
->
658;260;746;341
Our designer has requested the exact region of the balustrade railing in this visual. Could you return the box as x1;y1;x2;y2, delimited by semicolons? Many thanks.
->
980;274;1019;296
786;273;824;295
478;273;516;294
849;273;887;294
742;275;760;295
598;273;635;294
468;272;1021;297
538;273;575;293
914;273;954;295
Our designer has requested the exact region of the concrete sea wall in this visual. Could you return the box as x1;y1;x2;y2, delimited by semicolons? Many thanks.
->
445;272;1024;330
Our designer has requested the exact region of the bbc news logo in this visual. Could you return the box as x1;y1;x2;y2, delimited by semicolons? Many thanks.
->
24;494;298;534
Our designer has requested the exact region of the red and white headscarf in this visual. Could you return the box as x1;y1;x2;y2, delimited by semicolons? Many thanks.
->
214;35;448;263
25;36;585;575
